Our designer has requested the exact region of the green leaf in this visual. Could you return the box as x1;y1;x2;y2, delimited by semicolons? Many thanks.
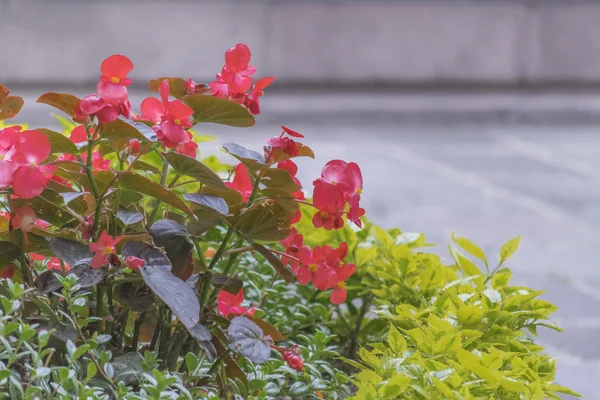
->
456;349;498;385
38;128;78;155
98;117;157;142
491;268;511;289
36;92;81;117
499;234;521;265
234;201;291;241
163;152;227;191
387;325;406;354
483;288;502;303
548;384;582;397
117;171;193;216
0;241;20;264
185;352;199;373
500;377;528;393
262;168;301;192
451;232;488;268
183;94;255;127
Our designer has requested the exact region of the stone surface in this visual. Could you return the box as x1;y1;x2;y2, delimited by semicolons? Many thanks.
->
5;1;600;85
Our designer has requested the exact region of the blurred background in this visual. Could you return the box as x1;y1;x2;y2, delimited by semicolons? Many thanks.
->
2;0;600;397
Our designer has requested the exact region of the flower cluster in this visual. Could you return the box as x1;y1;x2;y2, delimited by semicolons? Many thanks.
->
313;160;364;230
0;127;54;198
209;43;275;115
281;228;356;304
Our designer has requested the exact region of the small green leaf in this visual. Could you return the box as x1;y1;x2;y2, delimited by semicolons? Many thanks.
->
0;241;20;264
117;171;193;216
38;128;78;155
483;288;502;303
183;94;255;127
262;168;301;192
98;117;157;142
456;349;498;385
185;353;199;373
451;232;488;268
35;367;51;378
163;152;227;191
149;77;188;99
499;234;521;265
387;325;406;354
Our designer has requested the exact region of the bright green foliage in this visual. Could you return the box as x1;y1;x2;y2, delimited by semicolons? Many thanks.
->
294;208;581;399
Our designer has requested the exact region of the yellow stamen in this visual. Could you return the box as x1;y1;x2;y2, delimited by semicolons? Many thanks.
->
319;211;329;219
331;180;337;185
111;77;120;84
308;264;318;272
338;281;346;289
356;188;362;194
103;247;113;255
174;118;181;125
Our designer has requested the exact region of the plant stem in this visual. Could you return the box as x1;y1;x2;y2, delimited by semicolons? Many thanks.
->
168;329;185;370
84;137;103;240
168;174;181;188
16;230;33;287
132;311;145;351
348;294;372;359
96;285;103;333
148;160;170;223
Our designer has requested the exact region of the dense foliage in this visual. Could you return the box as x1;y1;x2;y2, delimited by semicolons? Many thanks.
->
0;44;580;399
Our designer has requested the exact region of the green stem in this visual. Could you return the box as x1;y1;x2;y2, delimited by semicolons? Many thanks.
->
168;329;185;370
106;277;144;286
16;231;33;287
168;174;181;188
132;311;145;351
84;135;103;240
348;294;372;359
148;161;170;224
96;285;103;333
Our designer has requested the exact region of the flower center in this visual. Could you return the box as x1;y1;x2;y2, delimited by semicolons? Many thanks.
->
174;118;181;125
319;211;329;219
337;281;346;289
111;77;120;84
356;188;362;194
103;247;113;255
331;180;337;185
308;264;318;272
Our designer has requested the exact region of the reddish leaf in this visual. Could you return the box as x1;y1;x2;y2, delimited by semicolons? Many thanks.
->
231;314;285;341
0;96;24;121
0;85;9;104
37;92;81;117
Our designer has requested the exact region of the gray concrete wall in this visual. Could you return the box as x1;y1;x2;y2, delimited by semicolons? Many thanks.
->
2;0;600;86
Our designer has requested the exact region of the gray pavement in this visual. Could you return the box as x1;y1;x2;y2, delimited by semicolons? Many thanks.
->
12;90;600;398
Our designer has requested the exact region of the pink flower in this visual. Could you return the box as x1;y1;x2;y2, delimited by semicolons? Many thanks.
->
97;54;133;106
75;94;120;124
244;77;275;115
12;130;55;199
0;127;18;188
126;139;141;155
126;256;145;270
90;230;123;270
11;206;36;232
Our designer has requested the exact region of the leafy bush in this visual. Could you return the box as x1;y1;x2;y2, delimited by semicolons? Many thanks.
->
293;213;582;399
0;43;579;399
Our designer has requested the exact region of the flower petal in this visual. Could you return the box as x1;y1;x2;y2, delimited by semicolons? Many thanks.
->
97;82;129;106
14;130;51;165
101;54;134;79
12;165;48;199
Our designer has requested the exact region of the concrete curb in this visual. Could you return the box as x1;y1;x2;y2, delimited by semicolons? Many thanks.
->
3;1;600;86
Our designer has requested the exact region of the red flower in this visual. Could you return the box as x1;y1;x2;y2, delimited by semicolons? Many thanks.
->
210;44;256;96
97;54;133;106
0;265;14;279
244;77;275;115
12;130;55;199
217;289;255;317
312;183;345;230
225;164;253;201
11;206;36;232
126;256;145;270
267;136;298;157
281;345;304;371
140;79;194;145
90;230;123;270
280;228;312;277
277;160;304;201
47;257;70;272
126;139;141;155
80;151;110;171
